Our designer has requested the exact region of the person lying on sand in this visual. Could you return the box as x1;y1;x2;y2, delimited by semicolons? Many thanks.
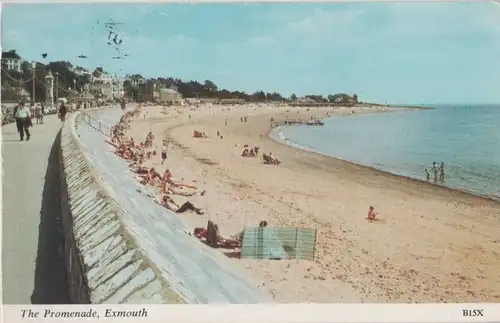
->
193;224;241;248
162;169;198;189
163;180;205;196
130;161;148;173
158;195;204;215
139;167;162;185
115;146;134;160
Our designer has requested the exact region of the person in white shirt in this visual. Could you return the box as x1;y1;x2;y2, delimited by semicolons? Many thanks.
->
14;102;32;141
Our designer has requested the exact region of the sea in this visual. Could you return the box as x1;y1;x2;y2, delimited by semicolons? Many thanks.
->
271;105;500;201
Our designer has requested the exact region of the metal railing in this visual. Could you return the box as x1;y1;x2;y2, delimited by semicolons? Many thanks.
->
76;111;112;136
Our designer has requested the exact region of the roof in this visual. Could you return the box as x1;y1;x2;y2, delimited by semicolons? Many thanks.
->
161;88;180;94
2;51;21;60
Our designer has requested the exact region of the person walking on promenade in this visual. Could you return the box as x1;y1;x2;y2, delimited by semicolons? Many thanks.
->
14;102;32;141
59;101;67;122
40;103;45;124
34;103;42;124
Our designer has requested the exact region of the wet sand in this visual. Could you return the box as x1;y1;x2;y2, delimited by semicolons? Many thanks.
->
124;103;500;303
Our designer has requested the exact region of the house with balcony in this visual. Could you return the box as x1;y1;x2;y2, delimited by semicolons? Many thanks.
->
1;50;22;73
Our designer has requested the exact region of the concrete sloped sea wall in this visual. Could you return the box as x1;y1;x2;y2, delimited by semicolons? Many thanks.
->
60;106;272;304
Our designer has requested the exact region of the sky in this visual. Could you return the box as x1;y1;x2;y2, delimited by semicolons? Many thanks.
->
2;1;500;104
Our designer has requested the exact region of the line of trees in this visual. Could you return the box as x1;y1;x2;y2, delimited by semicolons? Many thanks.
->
2;53;359;105
124;75;359;104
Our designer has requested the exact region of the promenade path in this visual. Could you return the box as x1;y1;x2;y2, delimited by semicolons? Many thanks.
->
2;114;70;304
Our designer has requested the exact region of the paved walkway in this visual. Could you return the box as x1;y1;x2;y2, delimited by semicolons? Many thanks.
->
2;115;70;304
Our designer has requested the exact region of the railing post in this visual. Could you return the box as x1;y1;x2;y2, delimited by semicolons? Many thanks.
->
294;228;299;260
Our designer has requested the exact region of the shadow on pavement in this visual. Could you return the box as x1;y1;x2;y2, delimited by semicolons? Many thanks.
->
31;131;71;304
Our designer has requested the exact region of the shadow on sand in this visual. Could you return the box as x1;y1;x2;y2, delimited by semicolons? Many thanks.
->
31;131;70;304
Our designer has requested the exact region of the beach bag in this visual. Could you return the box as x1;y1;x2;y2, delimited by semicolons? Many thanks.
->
25;117;33;128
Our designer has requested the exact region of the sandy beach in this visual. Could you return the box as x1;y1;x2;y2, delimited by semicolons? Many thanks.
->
121;103;500;303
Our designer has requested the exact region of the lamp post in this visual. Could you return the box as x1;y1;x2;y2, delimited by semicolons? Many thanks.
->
54;72;59;106
31;61;36;104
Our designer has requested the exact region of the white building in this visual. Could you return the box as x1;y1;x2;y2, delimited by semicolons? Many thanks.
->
126;76;146;87
1;50;22;73
97;83;113;100
112;77;124;99
158;88;182;103
92;73;114;84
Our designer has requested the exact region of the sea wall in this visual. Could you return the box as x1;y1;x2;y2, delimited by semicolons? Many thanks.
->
59;107;273;304
59;110;183;304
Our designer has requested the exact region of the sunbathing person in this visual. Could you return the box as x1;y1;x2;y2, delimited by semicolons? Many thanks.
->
164;183;196;196
139;167;161;185
163;180;206;196
162;169;198;189
130;164;149;174
159;195;204;215
193;223;240;248
115;147;133;160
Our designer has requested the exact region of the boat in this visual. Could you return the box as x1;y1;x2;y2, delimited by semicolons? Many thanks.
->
305;120;324;126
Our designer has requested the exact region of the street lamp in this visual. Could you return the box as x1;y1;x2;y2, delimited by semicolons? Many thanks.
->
54;72;59;105
31;61;36;104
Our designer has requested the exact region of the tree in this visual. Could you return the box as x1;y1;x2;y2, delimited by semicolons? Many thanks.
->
290;93;297;101
305;95;324;102
327;93;353;104
251;90;266;101
92;67;104;78
203;80;218;92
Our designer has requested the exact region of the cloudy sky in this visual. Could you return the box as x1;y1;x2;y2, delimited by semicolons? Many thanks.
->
2;1;500;104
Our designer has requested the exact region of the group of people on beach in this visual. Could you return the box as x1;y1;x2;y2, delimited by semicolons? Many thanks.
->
109;108;206;213
425;162;445;182
107;105;258;253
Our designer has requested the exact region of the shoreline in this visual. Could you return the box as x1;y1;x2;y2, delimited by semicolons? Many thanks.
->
124;103;500;303
268;122;500;204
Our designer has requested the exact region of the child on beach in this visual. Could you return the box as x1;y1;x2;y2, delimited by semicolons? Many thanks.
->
367;206;377;220
424;169;430;181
